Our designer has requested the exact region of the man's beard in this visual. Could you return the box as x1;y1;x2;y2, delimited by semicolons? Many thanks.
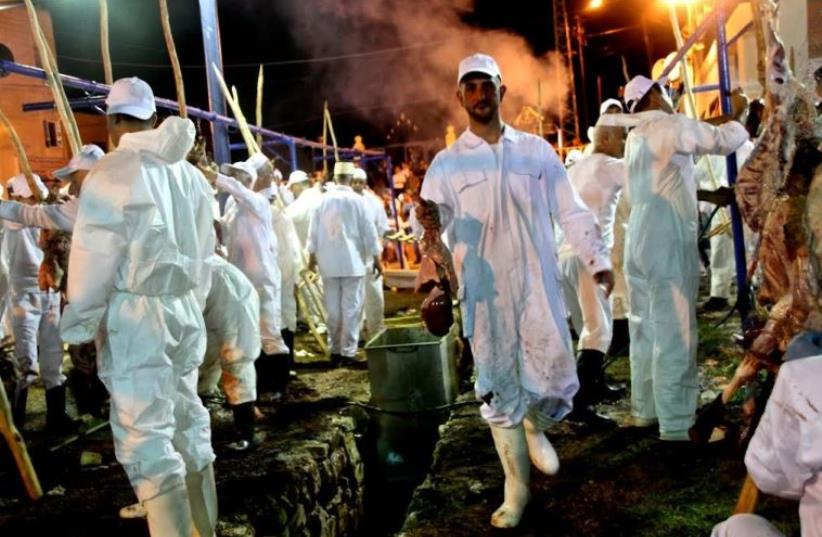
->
466;101;497;124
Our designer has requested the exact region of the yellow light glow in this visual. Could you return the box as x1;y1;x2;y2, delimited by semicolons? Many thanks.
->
588;0;603;9
664;0;696;4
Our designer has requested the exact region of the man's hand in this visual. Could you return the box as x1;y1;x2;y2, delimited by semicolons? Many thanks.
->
373;256;383;278
308;253;317;274
730;88;749;123
594;270;615;297
415;198;440;229
697;186;735;207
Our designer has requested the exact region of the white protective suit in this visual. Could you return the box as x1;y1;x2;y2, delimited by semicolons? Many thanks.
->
284;186;324;248
60;116;217;504
558;153;626;353
744;355;822;536
360;189;389;340
695;141;755;300
307;184;381;358
199;256;261;406
219;175;289;355
271;203;302;332
1;219;64;390
421;126;611;427
601;110;748;437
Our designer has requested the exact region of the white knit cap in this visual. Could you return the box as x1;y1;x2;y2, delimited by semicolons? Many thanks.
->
334;161;355;176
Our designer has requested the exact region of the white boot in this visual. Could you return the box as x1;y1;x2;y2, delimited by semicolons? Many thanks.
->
523;417;560;476
143;482;194;537
186;463;218;537
489;424;531;528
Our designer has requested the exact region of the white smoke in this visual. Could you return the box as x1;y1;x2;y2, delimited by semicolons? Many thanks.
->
268;0;570;141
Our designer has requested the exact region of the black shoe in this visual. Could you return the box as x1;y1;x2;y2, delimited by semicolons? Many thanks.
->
700;296;729;312
598;382;627;403
329;353;342;367
11;384;28;430
231;402;256;445
45;385;81;436
338;355;366;369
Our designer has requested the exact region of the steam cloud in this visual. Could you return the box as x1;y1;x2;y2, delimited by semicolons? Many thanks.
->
267;0;570;142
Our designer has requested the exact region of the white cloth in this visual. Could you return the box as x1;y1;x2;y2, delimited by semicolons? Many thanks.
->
617;111;748;436
421;125;611;427
271;204;302;332
199;256;261;406
284;186;323;248
744;355;822;537
307;184;381;278
711;514;785;537
1;221;65;389
557;153;625;353
324;276;364;357
60;116;216;503
218;174;288;355
0;197;77;232
360;189;389;339
695;141;755;300
611;192;631;319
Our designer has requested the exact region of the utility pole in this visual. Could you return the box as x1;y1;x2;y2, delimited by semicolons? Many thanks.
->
552;0;581;146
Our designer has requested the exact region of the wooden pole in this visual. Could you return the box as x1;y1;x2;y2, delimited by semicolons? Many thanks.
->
23;0;82;156
323;104;340;161
256;64;264;149
0;107;45;202
0;379;42;501
734;475;760;514
99;0;113;85
322;100;329;177
210;63;259;154
158;0;187;118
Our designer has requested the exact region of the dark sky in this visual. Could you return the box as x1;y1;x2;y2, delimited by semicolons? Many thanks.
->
44;0;675;151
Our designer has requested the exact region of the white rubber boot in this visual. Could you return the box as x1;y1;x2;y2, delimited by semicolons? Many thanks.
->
523;417;560;476
186;463;218;537
489;424;531;528
143;482;194;537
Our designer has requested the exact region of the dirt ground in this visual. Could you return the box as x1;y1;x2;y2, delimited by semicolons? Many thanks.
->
0;285;803;536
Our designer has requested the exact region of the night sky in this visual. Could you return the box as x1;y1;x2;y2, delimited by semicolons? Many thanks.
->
43;0;676;151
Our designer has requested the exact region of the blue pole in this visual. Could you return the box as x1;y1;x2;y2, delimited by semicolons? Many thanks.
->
198;0;230;165
288;140;298;172
716;1;750;322
384;155;404;269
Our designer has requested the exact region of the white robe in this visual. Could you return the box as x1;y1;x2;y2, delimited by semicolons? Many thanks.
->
421;125;611;427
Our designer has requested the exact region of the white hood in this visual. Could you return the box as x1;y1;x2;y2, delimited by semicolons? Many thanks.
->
117;116;195;164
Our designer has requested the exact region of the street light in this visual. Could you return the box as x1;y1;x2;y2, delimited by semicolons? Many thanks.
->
588;0;603;9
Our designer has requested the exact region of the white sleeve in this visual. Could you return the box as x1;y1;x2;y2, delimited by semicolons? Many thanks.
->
546;144;611;274
306;201;320;254
744;359;821;501
216;173;269;219
673;117;749;157
0;200;76;231
419;154;456;231
359;199;381;258
60;153;136;343
190;167;217;308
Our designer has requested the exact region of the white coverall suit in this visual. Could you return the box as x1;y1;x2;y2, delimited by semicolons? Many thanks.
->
199;255;261;406
695;141;754;300
608;110;748;437
284;186;324;249
308;185;381;358
1;220;64;390
421;126;611;427
60;117;217;509
360;189;389;340
219;175;289;356
558;153;626;353
712;355;822;537
271;203;302;333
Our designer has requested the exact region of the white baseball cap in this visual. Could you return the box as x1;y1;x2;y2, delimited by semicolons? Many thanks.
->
624;75;669;113
53;144;105;179
352;167;367;180
9;173;48;199
245;152;270;171
334;161;355;176
599;98;624;116
106;77;156;120
457;53;501;84
221;160;258;182
287;170;309;186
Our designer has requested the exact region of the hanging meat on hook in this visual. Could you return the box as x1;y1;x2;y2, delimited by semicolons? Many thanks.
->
414;196;458;337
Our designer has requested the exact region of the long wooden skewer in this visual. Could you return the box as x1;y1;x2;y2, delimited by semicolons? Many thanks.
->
256;64;264;149
158;0;187;118
322;100;329;176
0;107;45;202
210;63;260;154
99;0;113;85
23;0;82;156
324;103;340;161
0;378;42;501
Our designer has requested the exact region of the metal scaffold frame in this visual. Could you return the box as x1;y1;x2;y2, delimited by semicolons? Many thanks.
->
657;0;751;321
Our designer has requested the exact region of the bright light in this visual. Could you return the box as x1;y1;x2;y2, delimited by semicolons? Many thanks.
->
588;0;603;9
664;0;696;4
